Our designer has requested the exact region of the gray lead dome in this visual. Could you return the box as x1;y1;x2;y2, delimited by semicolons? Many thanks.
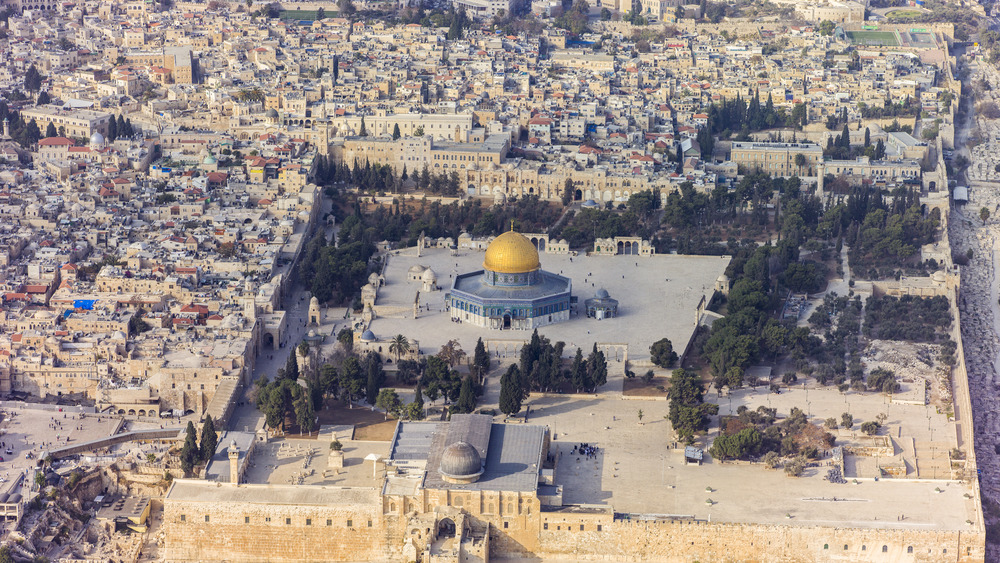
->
439;441;483;482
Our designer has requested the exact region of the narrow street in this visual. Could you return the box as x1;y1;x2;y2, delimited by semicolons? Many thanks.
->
227;193;336;433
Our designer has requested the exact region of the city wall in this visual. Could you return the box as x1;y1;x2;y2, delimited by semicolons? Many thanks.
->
163;493;385;562
536;517;985;562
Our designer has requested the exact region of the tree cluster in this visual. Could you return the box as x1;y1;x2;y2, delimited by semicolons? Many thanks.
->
554;0;590;35
838;187;939;273
709;405;834;463
863;295;952;342
667;368;717;443
179;416;218;475
705;91;803;139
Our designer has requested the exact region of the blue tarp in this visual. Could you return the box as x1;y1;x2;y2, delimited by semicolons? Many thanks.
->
73;299;96;310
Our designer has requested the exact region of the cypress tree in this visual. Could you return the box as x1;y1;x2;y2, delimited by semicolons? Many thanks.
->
473;337;490;382
864;127;870;147
499;365;523;416
840;124;850;149
285;350;299;380
107;117;117;142
199;415;218;463
359;116;367;136
451;375;476;414
571;348;589;391
587;344;607;391
180;421;199;475
392;123;401;140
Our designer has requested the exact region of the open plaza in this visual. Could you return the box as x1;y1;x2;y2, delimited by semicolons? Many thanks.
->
366;243;729;364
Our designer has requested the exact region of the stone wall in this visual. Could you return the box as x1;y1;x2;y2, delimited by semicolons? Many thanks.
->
536;517;985;562
164;493;385;562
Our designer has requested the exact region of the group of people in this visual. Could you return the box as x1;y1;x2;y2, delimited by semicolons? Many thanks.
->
572;443;599;460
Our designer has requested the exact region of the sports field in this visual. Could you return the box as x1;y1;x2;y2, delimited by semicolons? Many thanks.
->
846;30;900;47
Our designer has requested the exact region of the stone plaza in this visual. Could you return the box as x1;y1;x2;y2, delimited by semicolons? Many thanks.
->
367;243;730;364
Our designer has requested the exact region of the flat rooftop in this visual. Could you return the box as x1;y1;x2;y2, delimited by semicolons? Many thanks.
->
240;437;390;488
165;480;380;505
372;247;728;362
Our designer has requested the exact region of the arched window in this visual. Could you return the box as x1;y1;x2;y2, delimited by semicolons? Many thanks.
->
882;546;888;553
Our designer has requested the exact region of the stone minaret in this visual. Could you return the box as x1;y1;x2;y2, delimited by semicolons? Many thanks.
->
229;440;240;485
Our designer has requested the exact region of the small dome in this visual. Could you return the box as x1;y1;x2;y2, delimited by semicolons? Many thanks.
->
581;199;599;208
439;441;483;482
230;439;238;450
559;239;568;245
310;296;319;306
483;230;540;274
203;153;217;165
111;331;127;340
360;330;375;342
408;264;425;274
421;268;437;282
595;288;610;299
90;131;105;146
265;108;278;118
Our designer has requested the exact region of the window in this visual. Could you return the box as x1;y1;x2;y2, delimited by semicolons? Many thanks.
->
597;525;602;532
368;520;372;528
204;515;210;522
823;544;828;550
180;514;186;522
347;520;353;527
543;523;548;530
843;545;848;550
265;517;271;523
907;547;913;554
882;546;888;553
580;525;585;531
327;519;332;526
286;518;291;525
245;516;250;524
504;522;509;529
306;519;311;526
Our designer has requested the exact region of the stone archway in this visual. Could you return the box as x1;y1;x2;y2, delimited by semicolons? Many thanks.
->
438;518;456;538
503;314;511;329
617;241;625;255
574;189;582;201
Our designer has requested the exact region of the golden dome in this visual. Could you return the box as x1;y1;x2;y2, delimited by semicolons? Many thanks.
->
483;231;540;274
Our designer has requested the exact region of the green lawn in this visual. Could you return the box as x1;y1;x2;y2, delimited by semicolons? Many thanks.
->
846;30;900;47
886;9;922;21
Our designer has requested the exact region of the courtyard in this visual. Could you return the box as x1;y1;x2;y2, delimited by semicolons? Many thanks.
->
367;246;729;364
523;381;977;530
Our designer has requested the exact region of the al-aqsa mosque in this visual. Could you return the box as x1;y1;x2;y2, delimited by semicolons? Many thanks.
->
448;229;572;330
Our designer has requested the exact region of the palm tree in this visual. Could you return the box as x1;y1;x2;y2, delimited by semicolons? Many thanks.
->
794;153;807;176
389;334;410;364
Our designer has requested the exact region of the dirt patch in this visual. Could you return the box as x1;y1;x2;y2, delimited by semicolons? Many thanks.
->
353;419;399;441
315;399;399;441
623;376;669;397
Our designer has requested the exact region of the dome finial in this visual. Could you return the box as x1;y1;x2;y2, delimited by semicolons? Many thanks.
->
510;219;514;232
